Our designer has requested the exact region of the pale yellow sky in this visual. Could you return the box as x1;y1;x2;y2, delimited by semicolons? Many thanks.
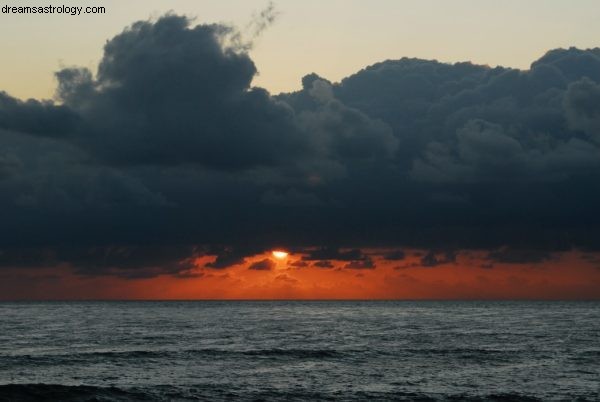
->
1;0;599;100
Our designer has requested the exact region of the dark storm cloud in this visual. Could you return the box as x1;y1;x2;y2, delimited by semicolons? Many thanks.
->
1;11;599;278
0;245;198;278
296;79;398;162
420;251;457;268
53;15;306;170
0;93;77;137
564;77;600;143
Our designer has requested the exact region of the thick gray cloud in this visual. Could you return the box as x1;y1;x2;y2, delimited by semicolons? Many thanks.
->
0;93;76;137
0;245;198;278
54;15;306;170
0;15;599;277
564;77;600;143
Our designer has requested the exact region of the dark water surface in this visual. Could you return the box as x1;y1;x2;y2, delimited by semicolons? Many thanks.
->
0;301;598;401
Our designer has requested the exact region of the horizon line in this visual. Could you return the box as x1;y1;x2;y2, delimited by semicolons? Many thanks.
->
2;299;599;302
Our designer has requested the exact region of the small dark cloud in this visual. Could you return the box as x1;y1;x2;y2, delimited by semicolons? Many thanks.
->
248;258;275;271
421;252;439;267
205;246;263;269
289;260;309;268
420;250;457;267
383;250;406;261
313;260;334;269
173;270;205;279
206;252;245;269
344;258;376;270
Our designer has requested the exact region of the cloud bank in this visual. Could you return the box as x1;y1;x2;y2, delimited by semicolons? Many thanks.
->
1;15;600;277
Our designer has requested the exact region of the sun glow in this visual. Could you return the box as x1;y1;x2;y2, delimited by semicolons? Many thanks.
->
272;250;289;260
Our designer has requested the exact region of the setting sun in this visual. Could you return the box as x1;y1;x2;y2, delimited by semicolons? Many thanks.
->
272;250;289;260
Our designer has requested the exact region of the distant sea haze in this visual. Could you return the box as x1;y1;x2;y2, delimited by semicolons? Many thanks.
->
1;301;598;401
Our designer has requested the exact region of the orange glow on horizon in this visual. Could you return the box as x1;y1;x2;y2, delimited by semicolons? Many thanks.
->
1;249;599;301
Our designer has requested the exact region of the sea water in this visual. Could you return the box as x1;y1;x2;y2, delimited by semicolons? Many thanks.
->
0;301;598;401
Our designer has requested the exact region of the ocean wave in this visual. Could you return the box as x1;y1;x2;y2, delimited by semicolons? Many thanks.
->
4;346;524;360
0;384;148;402
3;347;342;365
1;346;534;369
240;348;340;358
0;384;571;402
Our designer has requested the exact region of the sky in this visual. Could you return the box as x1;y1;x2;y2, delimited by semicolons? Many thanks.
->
1;1;600;299
2;0;600;99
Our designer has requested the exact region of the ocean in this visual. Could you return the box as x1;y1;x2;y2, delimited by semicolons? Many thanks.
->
0;301;598;401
